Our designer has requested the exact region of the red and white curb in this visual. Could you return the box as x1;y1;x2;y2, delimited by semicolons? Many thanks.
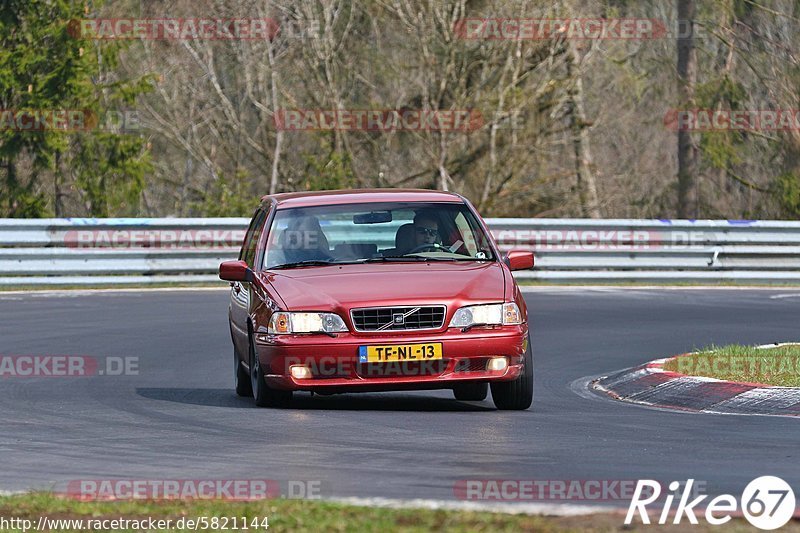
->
593;345;800;417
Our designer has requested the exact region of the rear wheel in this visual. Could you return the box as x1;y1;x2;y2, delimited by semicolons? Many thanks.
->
249;336;292;407
491;336;533;410
234;347;252;397
453;382;488;401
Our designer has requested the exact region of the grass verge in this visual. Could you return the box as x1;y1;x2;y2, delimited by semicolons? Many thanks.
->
0;493;795;532
662;344;800;387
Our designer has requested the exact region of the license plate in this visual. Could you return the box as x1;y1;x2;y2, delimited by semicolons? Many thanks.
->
358;343;443;363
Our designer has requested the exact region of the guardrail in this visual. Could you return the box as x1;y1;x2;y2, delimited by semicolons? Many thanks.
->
1;218;800;285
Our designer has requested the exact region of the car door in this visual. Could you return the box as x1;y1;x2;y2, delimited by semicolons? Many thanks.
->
230;206;268;357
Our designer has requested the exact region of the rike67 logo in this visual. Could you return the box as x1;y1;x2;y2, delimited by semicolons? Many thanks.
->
626;476;796;530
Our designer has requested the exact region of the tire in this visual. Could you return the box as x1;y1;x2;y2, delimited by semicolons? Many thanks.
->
249;336;292;408
453;382;488;401
491;336;533;410
234;347;252;397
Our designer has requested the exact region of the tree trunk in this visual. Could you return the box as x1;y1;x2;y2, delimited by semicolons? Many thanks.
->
565;40;601;218
677;0;698;218
438;133;451;191
181;154;193;216
54;151;64;217
5;158;16;215
267;40;282;195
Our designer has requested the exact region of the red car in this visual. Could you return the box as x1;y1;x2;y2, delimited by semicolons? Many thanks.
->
219;189;534;410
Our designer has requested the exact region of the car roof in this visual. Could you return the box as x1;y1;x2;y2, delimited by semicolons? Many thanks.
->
263;188;465;209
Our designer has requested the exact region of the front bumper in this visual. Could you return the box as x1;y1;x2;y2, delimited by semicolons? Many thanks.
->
255;325;528;392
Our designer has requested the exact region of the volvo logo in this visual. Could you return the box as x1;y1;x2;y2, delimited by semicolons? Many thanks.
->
377;307;421;331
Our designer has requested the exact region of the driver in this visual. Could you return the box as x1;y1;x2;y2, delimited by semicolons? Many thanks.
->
413;212;440;249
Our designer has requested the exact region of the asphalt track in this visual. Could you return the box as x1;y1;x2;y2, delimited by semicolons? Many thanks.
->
1;288;799;504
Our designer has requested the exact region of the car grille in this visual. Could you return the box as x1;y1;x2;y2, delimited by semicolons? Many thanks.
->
350;306;446;332
357;361;447;377
454;357;491;373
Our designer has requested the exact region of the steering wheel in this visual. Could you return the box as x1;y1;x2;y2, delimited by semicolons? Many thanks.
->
406;243;440;254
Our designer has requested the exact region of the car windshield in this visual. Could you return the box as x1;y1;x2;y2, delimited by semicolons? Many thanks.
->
262;202;496;269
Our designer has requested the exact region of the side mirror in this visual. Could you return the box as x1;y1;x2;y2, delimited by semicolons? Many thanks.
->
219;260;254;282
505;251;534;271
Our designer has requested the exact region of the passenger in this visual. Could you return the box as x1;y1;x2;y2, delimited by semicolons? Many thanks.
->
281;215;331;263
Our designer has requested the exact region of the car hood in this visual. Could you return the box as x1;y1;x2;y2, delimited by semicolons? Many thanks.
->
263;261;506;311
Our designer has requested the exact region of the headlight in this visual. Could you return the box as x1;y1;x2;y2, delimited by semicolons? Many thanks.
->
448;303;522;328
268;312;348;334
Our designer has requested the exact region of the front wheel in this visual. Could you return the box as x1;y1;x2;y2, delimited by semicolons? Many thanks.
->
249;337;292;408
490;336;533;410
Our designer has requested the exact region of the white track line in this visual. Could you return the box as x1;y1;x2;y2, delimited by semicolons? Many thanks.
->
0;287;228;297
326;496;618;516
520;285;800;292
0;489;616;516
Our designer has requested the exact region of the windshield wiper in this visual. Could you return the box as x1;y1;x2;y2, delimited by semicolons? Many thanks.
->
417;257;488;262
359;256;431;262
401;255;489;262
361;256;490;263
271;256;490;268
270;260;336;270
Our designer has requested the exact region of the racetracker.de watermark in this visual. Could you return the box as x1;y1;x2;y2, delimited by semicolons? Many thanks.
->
489;228;713;251
676;355;800;377
0;356;138;378
273;109;484;132
63;228;246;249
454;479;706;502
454;18;667;40
64;479;324;500
664;109;800;132
0;109;141;133
68;18;279;40
274;356;501;378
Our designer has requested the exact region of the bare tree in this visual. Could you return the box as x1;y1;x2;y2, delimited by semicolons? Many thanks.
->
565;38;601;218
676;0;697;218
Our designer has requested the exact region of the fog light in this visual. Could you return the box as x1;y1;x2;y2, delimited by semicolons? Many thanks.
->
290;366;312;379
487;357;508;372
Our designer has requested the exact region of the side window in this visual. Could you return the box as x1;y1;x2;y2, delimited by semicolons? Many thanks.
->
238;209;261;262
240;208;269;268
